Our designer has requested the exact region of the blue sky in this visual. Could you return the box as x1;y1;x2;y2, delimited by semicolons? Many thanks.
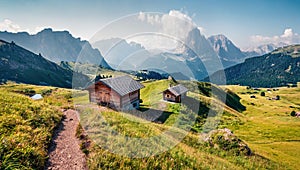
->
0;0;299;49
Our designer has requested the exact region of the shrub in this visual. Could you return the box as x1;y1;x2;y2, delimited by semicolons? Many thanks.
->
291;111;296;117
41;89;52;96
260;91;265;96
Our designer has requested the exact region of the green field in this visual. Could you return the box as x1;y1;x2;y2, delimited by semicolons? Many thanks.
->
225;85;300;169
76;80;282;169
0;83;72;169
1;81;299;169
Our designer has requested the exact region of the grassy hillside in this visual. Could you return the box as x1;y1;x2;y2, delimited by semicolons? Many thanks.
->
75;79;281;169
0;83;72;169
225;85;300;169
59;61;125;79
0;40;90;88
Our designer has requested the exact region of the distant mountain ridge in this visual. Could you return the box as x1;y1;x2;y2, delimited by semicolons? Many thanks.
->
0;29;111;68
92;29;248;80
243;42;288;57
208;34;246;67
207;44;300;87
0;40;89;88
93;32;210;80
92;38;145;69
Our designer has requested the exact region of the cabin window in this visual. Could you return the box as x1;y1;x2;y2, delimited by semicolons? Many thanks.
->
166;94;170;98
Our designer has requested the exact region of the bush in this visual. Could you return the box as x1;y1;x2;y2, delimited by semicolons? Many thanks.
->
260;91;265;96
41;89;52;96
291;111;296;117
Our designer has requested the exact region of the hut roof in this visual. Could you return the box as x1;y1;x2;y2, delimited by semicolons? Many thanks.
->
87;75;144;96
165;84;188;96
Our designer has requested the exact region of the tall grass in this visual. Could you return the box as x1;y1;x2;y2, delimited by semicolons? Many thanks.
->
0;83;73;169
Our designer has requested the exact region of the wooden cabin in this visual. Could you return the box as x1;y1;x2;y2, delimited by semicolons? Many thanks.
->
86;75;144;110
163;84;188;103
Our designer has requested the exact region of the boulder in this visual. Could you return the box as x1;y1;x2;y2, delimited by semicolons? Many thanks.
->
204;128;252;156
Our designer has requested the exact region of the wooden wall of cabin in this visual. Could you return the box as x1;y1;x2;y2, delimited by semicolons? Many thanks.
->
163;90;176;102
88;82;121;108
120;90;140;109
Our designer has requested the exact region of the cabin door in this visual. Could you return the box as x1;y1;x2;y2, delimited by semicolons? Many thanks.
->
104;92;110;103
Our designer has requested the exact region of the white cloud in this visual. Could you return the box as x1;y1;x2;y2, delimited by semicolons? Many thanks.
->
134;10;201;50
197;26;205;35
0;19;51;34
250;28;300;46
0;19;22;33
137;12;146;21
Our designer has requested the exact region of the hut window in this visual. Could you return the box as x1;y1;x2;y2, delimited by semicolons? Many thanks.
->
166;94;170;98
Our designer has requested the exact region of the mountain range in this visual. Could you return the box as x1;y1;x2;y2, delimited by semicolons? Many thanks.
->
1;28;297;88
0;40;89;88
0;29;111;68
92;31;210;80
243;42;288;57
93;27;281;81
93;28;237;80
208;34;246;67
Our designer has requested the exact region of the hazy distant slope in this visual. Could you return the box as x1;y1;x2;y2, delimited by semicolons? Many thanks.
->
0;40;89;88
243;42;288;57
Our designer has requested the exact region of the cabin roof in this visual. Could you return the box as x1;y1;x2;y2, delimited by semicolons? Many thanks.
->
165;84;188;96
88;75;144;96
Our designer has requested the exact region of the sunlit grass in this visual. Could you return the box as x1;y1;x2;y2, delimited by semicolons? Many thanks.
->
77;80;280;169
226;85;300;169
0;83;73;169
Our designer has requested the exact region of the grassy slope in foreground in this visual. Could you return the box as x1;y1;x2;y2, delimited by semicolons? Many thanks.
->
76;80;280;169
0;83;72;169
225;85;300;170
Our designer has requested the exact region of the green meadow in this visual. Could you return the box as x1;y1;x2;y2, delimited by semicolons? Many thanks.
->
76;80;283;169
1;81;299;169
0;83;72;169
225;85;300;169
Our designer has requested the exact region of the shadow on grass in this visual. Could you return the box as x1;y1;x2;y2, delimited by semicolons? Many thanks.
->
126;96;210;124
125;107;173;123
182;96;209;117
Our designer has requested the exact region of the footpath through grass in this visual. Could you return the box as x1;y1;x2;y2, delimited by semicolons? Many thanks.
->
0;83;73;169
